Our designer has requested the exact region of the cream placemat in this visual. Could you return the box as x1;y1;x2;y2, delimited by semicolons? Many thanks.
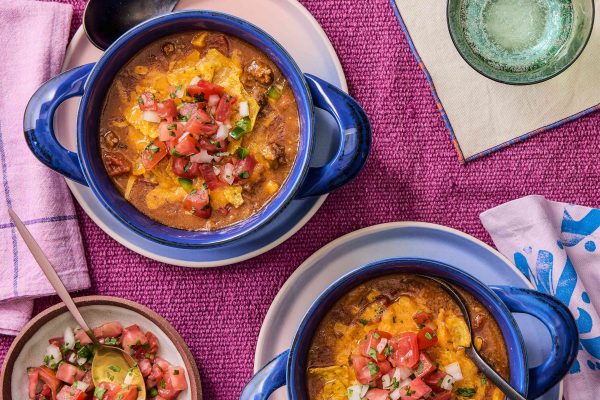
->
392;0;600;162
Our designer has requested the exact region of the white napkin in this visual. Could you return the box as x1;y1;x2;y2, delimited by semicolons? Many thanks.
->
393;0;600;161
481;195;600;399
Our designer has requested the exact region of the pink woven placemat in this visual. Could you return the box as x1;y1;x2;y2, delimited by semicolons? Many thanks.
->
2;1;600;398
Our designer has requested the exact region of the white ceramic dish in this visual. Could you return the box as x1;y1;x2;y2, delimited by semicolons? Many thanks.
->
254;222;563;400
1;296;201;400
54;0;347;267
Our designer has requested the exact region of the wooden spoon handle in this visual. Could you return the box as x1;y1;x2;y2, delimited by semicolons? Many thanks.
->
8;209;95;340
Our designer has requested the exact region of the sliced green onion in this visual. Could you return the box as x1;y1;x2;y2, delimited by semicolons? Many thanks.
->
229;117;251;140
236;147;249;160
267;84;282;100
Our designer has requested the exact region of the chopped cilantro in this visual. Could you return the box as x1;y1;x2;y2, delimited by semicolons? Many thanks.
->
238;171;249;179
425;331;433;340
367;348;378;361
94;387;107;400
148;387;159;398
384;346;393;357
373;332;380;339
359;319;369;326
367;362;379;377
456;387;477;397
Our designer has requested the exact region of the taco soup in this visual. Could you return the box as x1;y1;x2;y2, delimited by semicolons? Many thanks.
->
307;275;509;400
99;31;299;231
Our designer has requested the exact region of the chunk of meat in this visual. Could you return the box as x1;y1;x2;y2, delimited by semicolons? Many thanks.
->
102;152;131;177
473;312;487;329
261;143;286;167
205;33;229;56
246;60;273;86
101;129;119;148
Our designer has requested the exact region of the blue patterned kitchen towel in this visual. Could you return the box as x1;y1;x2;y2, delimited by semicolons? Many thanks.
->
481;195;600;398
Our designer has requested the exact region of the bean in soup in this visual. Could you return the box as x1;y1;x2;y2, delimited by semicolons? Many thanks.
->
99;31;300;230
307;275;509;400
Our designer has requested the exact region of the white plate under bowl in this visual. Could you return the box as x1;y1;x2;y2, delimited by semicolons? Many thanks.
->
254;222;562;400
54;0;347;267
1;296;201;400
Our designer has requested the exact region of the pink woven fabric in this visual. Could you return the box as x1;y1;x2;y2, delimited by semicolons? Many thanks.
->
1;0;600;398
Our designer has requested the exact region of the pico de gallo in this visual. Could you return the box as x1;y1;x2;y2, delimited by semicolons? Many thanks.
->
346;312;470;400
26;321;187;400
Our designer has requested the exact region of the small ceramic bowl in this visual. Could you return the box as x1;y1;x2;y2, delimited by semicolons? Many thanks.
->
24;10;371;247
447;0;595;84
241;258;579;400
0;296;202;400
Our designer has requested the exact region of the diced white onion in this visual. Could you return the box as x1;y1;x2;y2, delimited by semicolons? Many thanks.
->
390;388;401;400
64;327;75;350
77;357;87;366
395;366;412;381
124;371;134;385
190;76;201;86
399;378;412;388
444;362;463;381
346;385;362;400
213;166;221;176
45;344;62;365
142;111;161;123
178;131;191;143
190;149;213;164
67;352;77;364
381;374;391;389
175;88;184;98
239;101;249;117
440;374;455;390
215;124;229;140
72;381;88;391
376;338;388;354
208;94;220;107
221;163;235;185
360;385;369;398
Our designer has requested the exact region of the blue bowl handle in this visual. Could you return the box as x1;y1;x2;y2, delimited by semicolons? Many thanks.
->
240;350;288;400
295;74;371;198
491;286;579;399
23;63;95;185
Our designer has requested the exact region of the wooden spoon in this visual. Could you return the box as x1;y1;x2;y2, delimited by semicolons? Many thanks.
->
8;209;145;397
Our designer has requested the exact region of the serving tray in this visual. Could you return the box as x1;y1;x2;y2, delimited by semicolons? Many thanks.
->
54;0;346;267
254;222;562;400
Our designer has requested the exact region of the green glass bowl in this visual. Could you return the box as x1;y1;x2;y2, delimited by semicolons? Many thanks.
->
447;0;595;85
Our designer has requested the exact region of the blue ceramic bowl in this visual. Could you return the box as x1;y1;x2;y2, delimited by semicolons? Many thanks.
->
241;258;578;400
24;11;371;247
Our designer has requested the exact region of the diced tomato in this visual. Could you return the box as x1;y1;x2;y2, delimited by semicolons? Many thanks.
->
199;164;225;190
417;327;438;350
141;139;168;170
178;102;198;119
139;359;152;377
121;324;147;354
365;388;389;400
357;330;393;362
93;322;123;339
183;190;211;218
432;391;452;400
166;366;187;391
139;92;157;111
190;108;212;123
39;384;52;400
424;369;447;393
197;137;227;154
116;386;138;400
413;311;433;325
173;135;199;157
172;158;200;179
187;80;225;98
351;354;390;385
389;333;420;368
184;118;218;136
48;336;64;346
145;331;159;354
28;367;39;399
56;363;85;385
413;353;436;379
56;385;86;400
38;366;61;399
214;95;234;123
233;155;257;183
74;329;92;345
158;121;184;142
94;382;119;400
157;99;177;122
402;378;432;399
